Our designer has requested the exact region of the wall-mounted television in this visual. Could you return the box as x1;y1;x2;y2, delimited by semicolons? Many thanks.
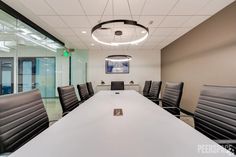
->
105;60;129;74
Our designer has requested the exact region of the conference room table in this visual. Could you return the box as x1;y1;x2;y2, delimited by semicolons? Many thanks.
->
9;90;234;157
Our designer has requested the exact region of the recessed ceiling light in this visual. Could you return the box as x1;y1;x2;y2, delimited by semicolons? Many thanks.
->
91;43;95;46
81;31;87;34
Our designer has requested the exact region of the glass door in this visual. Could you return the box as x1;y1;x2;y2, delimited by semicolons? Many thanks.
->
18;57;55;98
18;58;36;92
0;57;14;95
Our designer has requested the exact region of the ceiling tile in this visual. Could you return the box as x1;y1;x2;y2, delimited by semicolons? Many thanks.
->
168;28;191;37
88;16;113;26
73;28;91;36
39;16;67;28
6;0;234;51
142;0;178;15
19;0;56;15
152;28;176;36
64;35;81;41
75;43;88;49
129;0;147;15
113;0;131;15
138;16;165;27
80;0;109;15
146;36;165;43
169;0;209;15
55;28;75;36
159;16;190;27
196;0;235;15
61;16;90;28
89;45;102;50
147;28;157;36
182;16;210;28
45;0;84;15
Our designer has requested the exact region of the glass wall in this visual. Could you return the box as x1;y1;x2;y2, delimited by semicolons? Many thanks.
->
0;9;88;120
71;49;88;100
0;9;66;97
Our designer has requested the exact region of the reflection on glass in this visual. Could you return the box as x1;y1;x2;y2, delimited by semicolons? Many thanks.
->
0;8;73;122
18;57;56;98
22;61;32;92
0;57;13;95
36;58;55;98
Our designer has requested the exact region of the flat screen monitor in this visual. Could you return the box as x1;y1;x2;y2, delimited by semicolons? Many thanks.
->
105;60;129;74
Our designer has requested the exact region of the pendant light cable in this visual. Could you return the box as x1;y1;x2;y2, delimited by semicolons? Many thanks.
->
99;0;110;22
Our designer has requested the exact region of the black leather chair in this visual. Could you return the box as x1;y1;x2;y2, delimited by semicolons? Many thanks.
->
158;82;184;116
77;84;90;101
143;80;152;96
111;81;124;90
180;85;236;154
146;81;162;101
86;82;94;96
0;89;49;154
57;86;80;116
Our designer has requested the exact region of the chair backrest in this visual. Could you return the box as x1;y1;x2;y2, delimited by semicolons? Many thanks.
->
148;81;162;98
86;82;94;96
0;89;49;153
57;86;80;114
162;82;184;115
194;85;236;142
111;81;124;90
77;84;90;101
143;80;152;95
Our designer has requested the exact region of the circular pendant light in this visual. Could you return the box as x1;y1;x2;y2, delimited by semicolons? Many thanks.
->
105;55;132;62
91;19;149;46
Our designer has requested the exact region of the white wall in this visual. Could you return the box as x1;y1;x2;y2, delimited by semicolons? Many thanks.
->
87;50;161;92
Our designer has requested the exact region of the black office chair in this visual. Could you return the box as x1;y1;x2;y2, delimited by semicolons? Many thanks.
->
0;89;49;155
146;81;162;101
179;85;236;154
158;82;184;116
111;81;124;90
86;82;94;96
143;80;152;96
57;85;80;116
77;84;90;101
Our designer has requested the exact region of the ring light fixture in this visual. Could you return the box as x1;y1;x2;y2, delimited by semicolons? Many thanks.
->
105;55;132;62
91;19;149;46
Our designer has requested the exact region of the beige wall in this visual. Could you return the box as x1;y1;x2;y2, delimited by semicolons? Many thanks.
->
161;2;236;113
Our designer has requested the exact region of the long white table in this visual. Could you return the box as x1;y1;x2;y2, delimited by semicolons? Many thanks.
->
9;90;234;157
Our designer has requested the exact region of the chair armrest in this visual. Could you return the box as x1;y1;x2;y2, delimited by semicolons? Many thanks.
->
149;98;160;104
215;140;236;144
163;106;181;110
147;97;160;101
174;114;194;118
179;108;194;116
174;108;194;118
62;111;70;117
79;100;85;104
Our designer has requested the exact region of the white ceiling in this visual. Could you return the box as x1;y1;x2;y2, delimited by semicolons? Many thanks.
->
2;0;235;51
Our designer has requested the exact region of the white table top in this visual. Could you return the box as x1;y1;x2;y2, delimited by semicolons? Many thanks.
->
9;90;234;157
